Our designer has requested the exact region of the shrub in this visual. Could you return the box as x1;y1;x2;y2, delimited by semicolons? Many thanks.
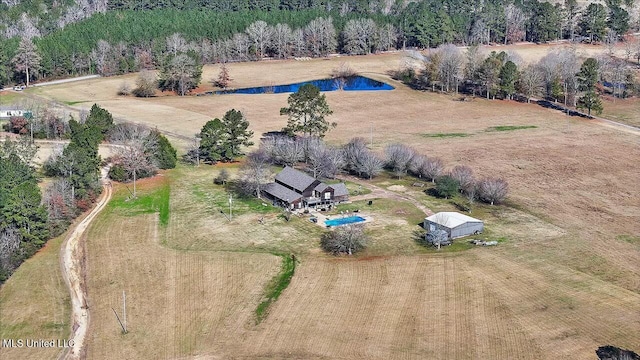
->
154;132;177;169
117;82;131;96
108;164;127;182
330;62;358;79
435;175;459;199
321;224;368;255
214;169;230;185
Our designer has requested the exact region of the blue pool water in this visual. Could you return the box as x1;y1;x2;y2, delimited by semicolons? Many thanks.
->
210;76;393;95
325;216;366;227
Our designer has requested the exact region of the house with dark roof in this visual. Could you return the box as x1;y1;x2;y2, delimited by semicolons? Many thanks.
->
263;166;349;209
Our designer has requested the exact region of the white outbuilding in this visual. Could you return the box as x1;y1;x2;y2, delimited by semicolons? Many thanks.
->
424;212;484;239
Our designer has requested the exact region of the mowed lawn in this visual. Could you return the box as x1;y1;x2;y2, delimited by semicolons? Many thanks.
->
1;44;638;359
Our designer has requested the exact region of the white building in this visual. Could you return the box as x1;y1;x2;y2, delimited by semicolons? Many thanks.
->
424;212;484;239
0;109;29;119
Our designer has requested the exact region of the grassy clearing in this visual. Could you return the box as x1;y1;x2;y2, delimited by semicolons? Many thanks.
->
486;125;538;132
110;178;171;226
0;91;27;105
421;132;470;138
255;253;296;324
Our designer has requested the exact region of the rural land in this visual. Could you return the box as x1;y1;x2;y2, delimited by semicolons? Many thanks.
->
1;1;640;360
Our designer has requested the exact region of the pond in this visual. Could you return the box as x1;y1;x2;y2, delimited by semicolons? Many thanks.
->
204;76;394;95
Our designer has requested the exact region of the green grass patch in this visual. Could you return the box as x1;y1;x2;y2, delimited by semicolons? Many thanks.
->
616;234;640;245
63;100;90;105
191;183;277;216
486;125;537;132
0;91;27;105
255;253;296;324
421;132;470;138
110;181;171;226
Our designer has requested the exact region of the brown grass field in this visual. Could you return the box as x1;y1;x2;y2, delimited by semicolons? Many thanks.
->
0;231;71;360
2;42;639;359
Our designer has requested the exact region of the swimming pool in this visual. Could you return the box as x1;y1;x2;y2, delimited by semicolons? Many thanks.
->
325;216;366;227
208;76;394;95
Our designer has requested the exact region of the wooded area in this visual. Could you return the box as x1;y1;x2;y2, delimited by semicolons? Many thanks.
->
0;103;177;283
1;0;639;87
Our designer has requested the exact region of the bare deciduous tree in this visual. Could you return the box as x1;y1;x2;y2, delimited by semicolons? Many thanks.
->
343;18;378;55
43;178;76;234
91;39;116;76
343;137;368;175
437;44;464;93
161;53;200;96
504;4;526;44
304;17;337;57
423;157;444;183
518;64;543;102
385;143;414;178
132;70;157;97
231;33;251;61
262;136;304;166
602;57;630;99
12;37;41;87
0;227;20;274
166;33;189;56
321;224;368;255
604;30;618;56
357;151;384;179
239;149;272;198
409;154;427;178
291;28;306;57
271;23;293;59
464;45;484;95
308;141;344;179
246;20;273;59
376;23;398;52
450;165;474;192
478;177;509;205
115;144;155;198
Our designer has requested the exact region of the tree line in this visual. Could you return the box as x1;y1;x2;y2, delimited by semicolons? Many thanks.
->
2;0;640;88
398;43;640;115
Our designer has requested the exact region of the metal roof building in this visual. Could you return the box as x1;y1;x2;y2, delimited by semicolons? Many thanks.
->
424;212;484;239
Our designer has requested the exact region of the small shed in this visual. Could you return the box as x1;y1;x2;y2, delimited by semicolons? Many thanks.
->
424;212;484;239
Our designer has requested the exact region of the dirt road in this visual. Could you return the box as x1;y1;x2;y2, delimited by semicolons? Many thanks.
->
59;166;112;360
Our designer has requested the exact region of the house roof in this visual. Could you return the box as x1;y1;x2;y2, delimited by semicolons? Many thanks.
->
425;212;483;229
330;183;349;197
263;182;303;203
275;166;318;192
314;183;328;192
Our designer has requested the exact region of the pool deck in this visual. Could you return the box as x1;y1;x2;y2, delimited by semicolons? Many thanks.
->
309;211;374;229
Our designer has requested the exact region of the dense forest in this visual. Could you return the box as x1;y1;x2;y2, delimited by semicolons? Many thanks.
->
1;0;639;86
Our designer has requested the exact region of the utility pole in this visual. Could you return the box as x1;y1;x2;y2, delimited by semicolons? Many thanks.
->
123;290;127;333
228;193;233;220
370;123;373;148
